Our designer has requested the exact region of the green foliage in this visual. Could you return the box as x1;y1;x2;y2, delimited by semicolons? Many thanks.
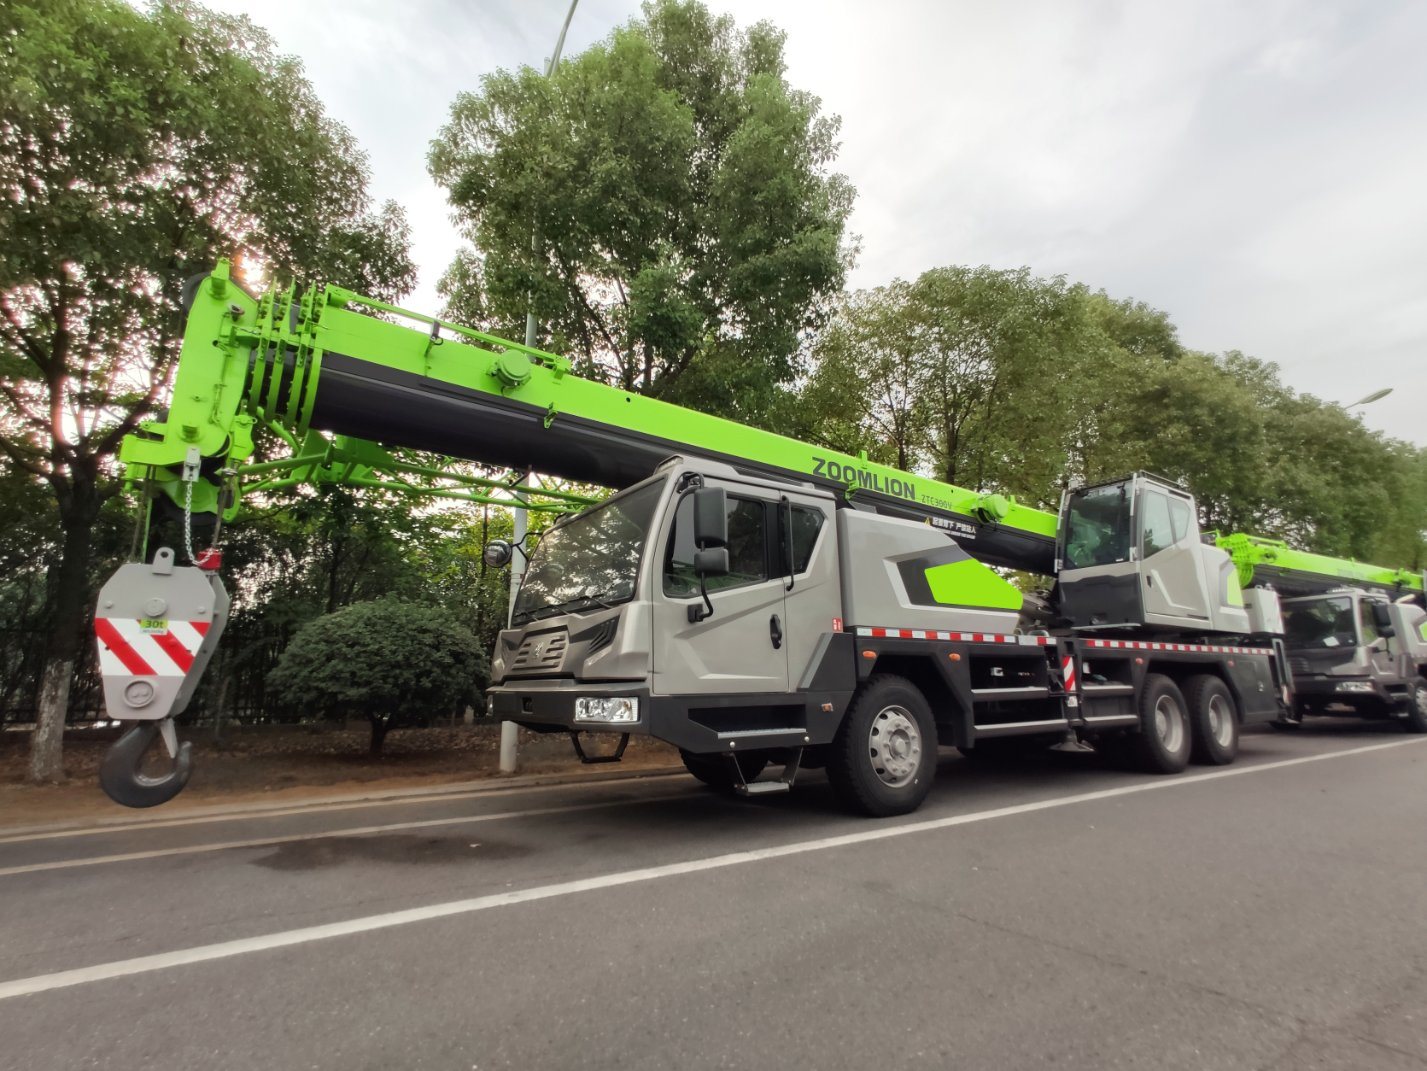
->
267;599;488;754
0;0;417;491
802;266;1426;572
802;267;1128;505
0;0;415;774
428;0;853;423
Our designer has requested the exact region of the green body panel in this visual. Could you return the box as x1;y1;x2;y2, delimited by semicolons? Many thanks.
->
925;559;1024;611
1225;573;1244;607
1215;533;1424;597
122;263;1058;562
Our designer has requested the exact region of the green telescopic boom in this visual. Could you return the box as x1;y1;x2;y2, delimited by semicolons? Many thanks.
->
1215;533;1424;598
121;262;1060;572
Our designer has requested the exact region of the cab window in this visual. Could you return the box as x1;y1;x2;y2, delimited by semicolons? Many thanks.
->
779;505;825;576
664;494;769;597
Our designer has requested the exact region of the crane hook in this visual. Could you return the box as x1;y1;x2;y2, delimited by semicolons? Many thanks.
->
99;720;193;808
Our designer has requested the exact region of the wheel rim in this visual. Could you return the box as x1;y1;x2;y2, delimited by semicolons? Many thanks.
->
1415;685;1427;718
1206;694;1234;747
1153;695;1185;754
869;705;922;788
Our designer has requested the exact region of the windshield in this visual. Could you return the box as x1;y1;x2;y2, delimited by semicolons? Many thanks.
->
1064;482;1132;568
512;482;663;624
1283;596;1357;650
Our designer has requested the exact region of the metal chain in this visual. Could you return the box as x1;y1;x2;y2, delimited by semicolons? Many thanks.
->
183;478;196;564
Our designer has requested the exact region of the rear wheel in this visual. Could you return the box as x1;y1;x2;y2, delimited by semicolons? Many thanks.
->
828;675;936;817
680;749;768;791
1126;673;1191;774
1404;678;1427;734
1184;674;1239;765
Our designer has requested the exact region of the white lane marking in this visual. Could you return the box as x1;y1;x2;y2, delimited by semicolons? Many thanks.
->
1;735;1421;1002
0;795;688;878
0;771;685;845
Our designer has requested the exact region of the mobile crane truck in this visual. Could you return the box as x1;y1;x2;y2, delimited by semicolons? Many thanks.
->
89;262;1427;815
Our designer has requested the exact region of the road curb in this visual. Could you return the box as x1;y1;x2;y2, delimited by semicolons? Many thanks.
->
0;764;688;837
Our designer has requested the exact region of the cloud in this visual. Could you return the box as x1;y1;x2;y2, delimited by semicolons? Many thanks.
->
212;0;1426;443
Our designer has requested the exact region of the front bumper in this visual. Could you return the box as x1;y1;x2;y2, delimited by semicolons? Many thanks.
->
1292;675;1391;710
487;678;839;755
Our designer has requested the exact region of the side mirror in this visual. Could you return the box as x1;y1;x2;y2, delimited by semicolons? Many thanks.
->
687;488;729;624
694;547;729;577
1370;603;1393;631
691;487;728;549
483;540;513;568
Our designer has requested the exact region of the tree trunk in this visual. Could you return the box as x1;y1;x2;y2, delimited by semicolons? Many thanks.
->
29;496;99;782
368;714;389;756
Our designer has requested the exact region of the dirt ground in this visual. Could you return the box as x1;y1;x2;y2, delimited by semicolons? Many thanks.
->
0;723;680;829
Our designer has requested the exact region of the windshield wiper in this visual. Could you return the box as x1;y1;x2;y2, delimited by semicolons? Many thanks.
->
520;592;617;622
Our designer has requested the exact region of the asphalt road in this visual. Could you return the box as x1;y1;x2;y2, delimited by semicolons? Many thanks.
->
1;724;1425;1071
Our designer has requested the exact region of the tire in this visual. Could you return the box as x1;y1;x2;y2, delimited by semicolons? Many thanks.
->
828;674;937;817
1404;678;1427;734
680;749;768;791
1126;673;1192;774
1184;674;1239;765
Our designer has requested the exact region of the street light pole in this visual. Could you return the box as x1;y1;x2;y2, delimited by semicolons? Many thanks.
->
503;0;580;775
524;0;579;352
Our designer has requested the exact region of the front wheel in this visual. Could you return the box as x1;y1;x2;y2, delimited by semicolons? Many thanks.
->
828;675;937;817
1184;674;1239;765
1404;678;1427;734
1126;673;1192;774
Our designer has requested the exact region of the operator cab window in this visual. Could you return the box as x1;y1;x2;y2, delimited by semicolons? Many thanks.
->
1359;600;1380;645
664;493;769;597
1140;490;1177;557
1064;483;1131;568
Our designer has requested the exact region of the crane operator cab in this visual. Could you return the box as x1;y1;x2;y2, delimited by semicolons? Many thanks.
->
1056;473;1255;636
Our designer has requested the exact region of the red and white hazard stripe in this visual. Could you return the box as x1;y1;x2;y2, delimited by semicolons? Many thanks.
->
855;627;1051;646
1082;638;1271;656
1061;654;1077;693
95;618;209;678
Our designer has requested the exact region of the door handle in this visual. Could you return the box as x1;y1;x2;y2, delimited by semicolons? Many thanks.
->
770;614;783;650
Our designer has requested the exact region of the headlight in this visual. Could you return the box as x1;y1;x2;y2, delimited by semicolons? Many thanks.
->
574;696;640;723
1335;681;1375;693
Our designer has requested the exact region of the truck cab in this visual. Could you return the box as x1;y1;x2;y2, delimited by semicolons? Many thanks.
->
486;456;850;758
1281;588;1427;727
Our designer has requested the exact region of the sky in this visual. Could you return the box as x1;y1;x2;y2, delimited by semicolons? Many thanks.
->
204;0;1427;446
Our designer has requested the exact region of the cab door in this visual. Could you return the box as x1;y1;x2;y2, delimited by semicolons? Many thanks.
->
775;490;842;689
1137;483;1212;627
651;482;789;696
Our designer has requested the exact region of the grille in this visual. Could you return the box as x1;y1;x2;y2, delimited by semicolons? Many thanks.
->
510;631;568;674
1289;658;1310;676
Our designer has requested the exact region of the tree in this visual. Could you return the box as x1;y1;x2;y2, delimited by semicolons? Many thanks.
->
0;0;416;780
428;0;854;423
802;267;1112;508
799;264;1427;575
266;600;487;755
